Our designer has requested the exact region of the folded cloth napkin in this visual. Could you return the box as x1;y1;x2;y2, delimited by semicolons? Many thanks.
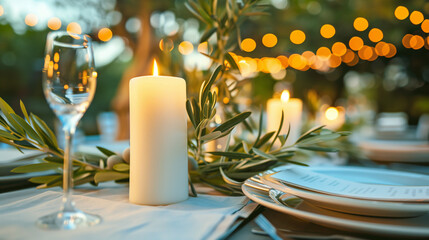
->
0;184;246;240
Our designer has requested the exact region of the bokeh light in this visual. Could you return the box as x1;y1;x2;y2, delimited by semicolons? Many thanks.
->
316;47;331;59
47;17;61;30
349;36;364;51
402;34;412;48
178;41;193;55
320;24;335;39
197;41;208;54
67;22;82;34
159;38;174;52
290;30;306;44
325;107;339;120
342;49;356;63
421;19;429;33
375;41;390;56
410;35;424;50
288;54;307;70
331;42;347;56
262;33;278;48
98;28;113;42
25;14;38;27
276;55;289;68
410;11;424;25
328;55;342;68
368;28;383;42
0;5;3;16
241;38;256;52
385;43;397;58
353;17;368;31
394;6;409;20
358;45;373;60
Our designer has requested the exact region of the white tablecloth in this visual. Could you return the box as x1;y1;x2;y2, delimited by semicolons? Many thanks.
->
0;183;247;240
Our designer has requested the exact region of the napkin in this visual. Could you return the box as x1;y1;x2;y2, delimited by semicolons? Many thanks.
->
0;184;246;240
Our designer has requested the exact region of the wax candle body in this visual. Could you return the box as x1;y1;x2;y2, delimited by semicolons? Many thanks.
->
267;98;303;146
129;76;188;205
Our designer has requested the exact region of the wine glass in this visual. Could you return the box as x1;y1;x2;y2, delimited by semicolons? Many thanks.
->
38;31;101;229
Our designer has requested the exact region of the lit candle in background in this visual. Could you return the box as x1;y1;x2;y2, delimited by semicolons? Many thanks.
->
267;90;303;146
129;60;188;205
319;106;345;130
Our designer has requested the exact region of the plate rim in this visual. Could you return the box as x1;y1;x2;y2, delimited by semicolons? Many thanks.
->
242;182;429;237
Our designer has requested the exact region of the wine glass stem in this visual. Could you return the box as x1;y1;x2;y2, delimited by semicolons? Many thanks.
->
62;125;76;212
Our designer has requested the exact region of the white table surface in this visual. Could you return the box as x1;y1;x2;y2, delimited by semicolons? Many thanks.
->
0;182;247;240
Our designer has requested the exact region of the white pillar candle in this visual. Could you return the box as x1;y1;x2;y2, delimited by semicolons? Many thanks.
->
129;60;188;205
267;90;303;146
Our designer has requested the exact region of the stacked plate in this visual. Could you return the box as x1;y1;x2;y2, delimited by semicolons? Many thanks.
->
242;165;429;238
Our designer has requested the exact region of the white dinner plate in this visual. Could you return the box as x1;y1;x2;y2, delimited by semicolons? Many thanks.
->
242;181;429;238
259;166;429;217
359;140;429;162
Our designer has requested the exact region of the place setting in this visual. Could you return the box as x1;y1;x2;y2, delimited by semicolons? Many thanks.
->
243;165;429;238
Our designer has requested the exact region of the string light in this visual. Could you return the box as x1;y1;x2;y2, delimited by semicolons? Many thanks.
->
421;19;429;33
178;41;193;55
410;35;424;50
290;30;306;44
47;17;61;30
316;46;331;59
394;6;409;20
331;42;347;56
67;22;82;34
349;36;364;51
320;24;336;39
276;55;289;68
98;28;113;42
25;14;38;27
402;34;412;48
368;28;383;42
410;11;424;25
241;38;256;52
262;33;278;48
353;17;368;31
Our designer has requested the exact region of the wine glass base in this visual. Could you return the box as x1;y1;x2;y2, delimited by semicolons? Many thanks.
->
36;210;101;230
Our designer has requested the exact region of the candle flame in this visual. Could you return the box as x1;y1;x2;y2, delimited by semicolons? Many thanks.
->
325;107;339;120
153;59;159;76
281;90;290;103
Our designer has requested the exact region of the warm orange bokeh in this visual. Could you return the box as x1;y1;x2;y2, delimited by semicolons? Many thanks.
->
375;42;390;56
98;28;113;42
328;55;342;68
276;55;289;68
25;14;38;27
178;41;193;55
67;22;82;35
385;44;397;58
353;17;368;31
320;24;335;39
48;17;61;30
241;38;256;52
368;28;383;42
331;42;347;56
402;34;413;48
159;38;174;52
421;19;429;33
410;11;424;25
290;30;306;44
349;36;364;51
316;47;331;58
394;6;409;20
410;35;424;50
262;33;278;48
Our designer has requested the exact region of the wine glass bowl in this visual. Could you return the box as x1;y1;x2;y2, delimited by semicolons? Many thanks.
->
37;31;101;230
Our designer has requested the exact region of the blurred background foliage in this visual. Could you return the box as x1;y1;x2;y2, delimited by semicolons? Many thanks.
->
0;0;428;136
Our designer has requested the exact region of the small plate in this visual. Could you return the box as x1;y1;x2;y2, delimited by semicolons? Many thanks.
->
242;182;429;238
359;140;429;162
260;166;429;217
